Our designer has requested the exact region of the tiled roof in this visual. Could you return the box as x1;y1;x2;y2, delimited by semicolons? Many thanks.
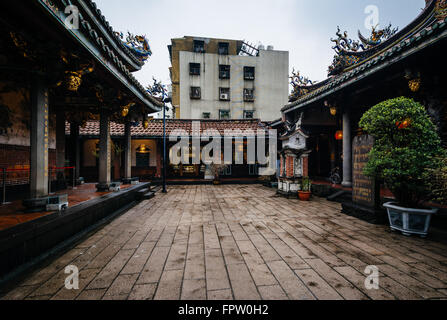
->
66;120;268;137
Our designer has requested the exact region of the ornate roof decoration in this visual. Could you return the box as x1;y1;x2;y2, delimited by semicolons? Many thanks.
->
436;0;447;20
146;77;168;102
115;32;152;63
328;24;398;76
289;69;315;102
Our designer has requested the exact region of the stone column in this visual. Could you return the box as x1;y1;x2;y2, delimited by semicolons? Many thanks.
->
123;121;132;182
56;110;66;168
70;122;81;181
97;111;111;191
29;78;49;199
342;111;352;187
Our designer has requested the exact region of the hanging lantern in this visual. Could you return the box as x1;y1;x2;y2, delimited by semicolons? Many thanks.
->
330;106;337;116
121;107;129;117
65;71;83;92
335;130;343;140
408;78;421;92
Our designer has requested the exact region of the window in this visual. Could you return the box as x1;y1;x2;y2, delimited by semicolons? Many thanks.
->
244;66;255;80
219;110;230;119
189;63;200;75
244;88;255;102
218;42;229;55
190;87;201;99
219;65;231;79
202;112;211;119
219;88;230;101
244;110;255;119
193;40;205;53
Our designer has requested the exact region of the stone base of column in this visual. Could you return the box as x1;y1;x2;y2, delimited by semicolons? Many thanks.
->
23;196;50;213
122;177;140;185
96;183;111;192
342;181;353;187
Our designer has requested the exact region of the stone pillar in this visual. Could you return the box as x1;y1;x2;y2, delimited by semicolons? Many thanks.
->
342;112;352;187
29;78;49;199
56;110;66;169
70;122;81;181
123;122;132;182
97;111;111;191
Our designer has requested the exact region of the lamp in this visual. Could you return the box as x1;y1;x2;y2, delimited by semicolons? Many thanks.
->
330;106;337;116
408;78;421;92
335;130;343;140
136;144;150;154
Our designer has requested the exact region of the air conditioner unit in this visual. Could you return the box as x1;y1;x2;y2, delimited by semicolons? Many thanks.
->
220;93;229;100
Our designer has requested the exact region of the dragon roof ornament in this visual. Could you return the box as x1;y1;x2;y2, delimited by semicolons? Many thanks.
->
328;24;398;76
115;32;152;63
146;77;168;102
289;69;316;102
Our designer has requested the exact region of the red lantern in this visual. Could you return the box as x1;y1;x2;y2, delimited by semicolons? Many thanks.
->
335;130;343;140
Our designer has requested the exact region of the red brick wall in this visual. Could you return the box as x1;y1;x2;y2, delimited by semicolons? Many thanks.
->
280;155;284;177
0;144;56;185
303;156;309;178
286;156;294;178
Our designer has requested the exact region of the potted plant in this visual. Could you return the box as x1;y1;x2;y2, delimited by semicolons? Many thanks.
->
359;97;446;237
298;177;312;201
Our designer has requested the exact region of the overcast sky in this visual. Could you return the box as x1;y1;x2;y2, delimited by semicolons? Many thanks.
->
95;0;426;87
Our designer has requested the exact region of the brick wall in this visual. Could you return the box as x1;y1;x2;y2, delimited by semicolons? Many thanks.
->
302;156;309;178
279;155;284;177
286;156;294;178
0;144;56;185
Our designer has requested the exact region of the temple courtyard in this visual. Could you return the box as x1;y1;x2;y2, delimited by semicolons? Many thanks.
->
1;184;447;300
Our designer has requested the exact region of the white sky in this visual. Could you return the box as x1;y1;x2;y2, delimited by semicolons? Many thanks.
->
95;0;426;87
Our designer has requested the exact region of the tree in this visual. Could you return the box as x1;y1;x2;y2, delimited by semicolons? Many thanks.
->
359;97;445;207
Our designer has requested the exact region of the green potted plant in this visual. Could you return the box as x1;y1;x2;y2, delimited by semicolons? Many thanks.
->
359;97;446;237
298;177;312;201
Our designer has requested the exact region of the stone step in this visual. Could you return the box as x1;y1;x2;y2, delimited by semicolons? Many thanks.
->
142;191;155;200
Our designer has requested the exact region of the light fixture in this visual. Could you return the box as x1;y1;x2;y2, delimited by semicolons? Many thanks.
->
408;78;421;92
335;130;343;140
143;119;149;129
136;144;150;154
330;106;337;116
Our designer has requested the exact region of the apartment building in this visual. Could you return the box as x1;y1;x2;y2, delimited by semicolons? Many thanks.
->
168;36;289;121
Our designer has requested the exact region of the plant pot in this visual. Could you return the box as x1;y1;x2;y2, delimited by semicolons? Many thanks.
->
383;202;438;238
298;191;311;201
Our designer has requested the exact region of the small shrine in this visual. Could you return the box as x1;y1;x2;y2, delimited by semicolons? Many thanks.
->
278;114;311;197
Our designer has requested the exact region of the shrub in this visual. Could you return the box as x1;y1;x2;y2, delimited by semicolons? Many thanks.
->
425;156;447;205
359;97;445;207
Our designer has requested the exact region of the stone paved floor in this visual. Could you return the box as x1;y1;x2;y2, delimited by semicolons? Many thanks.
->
2;185;447;300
